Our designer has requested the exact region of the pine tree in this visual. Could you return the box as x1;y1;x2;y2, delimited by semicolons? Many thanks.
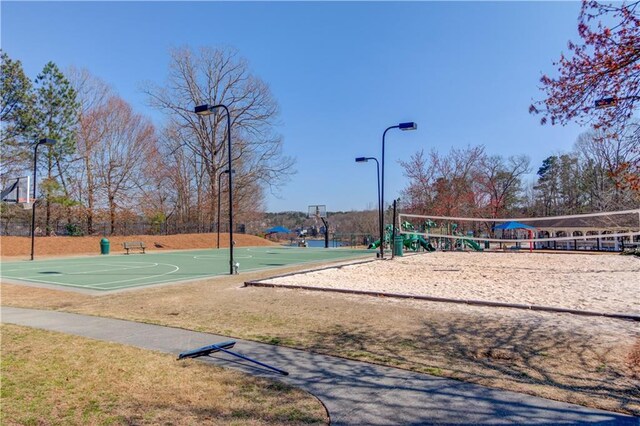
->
0;51;36;177
33;62;80;234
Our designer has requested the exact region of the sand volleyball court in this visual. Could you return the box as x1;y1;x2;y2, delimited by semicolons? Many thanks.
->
254;251;640;315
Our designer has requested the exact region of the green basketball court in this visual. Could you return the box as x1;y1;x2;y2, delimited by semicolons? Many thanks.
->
0;246;371;292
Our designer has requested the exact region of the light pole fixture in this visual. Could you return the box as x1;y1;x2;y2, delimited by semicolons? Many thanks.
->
217;169;235;249
31;138;57;261
194;103;236;274
381;122;417;259
355;156;381;254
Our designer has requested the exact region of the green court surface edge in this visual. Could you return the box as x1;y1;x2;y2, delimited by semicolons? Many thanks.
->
0;246;371;292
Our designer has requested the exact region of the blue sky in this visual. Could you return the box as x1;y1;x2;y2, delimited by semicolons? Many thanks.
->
2;1;587;212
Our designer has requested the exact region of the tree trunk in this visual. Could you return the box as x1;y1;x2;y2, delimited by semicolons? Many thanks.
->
86;158;95;235
109;195;116;235
45;154;52;236
87;187;94;235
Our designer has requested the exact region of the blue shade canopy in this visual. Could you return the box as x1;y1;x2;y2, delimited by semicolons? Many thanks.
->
493;221;537;230
265;226;292;234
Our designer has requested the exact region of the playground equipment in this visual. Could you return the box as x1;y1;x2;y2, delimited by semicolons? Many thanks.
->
462;238;483;251
399;210;640;253
383;218;485;253
399;221;436;252
367;216;495;254
451;224;483;251
368;223;436;253
368;225;393;250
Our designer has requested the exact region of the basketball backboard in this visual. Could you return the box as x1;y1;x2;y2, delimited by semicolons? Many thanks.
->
1;176;30;204
307;205;327;219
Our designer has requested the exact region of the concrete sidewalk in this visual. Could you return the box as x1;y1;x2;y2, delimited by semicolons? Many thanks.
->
2;307;637;425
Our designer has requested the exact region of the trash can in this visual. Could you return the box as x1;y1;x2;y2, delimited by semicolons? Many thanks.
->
100;238;110;255
393;235;404;257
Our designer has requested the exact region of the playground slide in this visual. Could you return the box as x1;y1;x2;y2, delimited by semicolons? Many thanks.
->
368;240;380;249
417;236;436;252
463;239;483;251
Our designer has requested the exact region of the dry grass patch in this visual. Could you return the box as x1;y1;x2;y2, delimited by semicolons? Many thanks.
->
1;324;328;425
3;278;639;416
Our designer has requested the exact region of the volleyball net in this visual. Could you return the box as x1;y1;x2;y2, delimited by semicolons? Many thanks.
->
397;209;640;251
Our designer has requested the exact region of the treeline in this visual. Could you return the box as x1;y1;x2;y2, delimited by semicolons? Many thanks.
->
399;128;639;219
260;210;380;239
268;130;639;238
2;45;638;238
1;47;295;235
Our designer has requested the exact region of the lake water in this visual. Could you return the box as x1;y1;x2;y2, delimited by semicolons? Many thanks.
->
287;239;347;248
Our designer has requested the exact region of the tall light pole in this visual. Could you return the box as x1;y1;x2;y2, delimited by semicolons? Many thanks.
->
355;157;381;254
217;169;234;249
31;138;57;261
381;122;417;259
194;103;236;274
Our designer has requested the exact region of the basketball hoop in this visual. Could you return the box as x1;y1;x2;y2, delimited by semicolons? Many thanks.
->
1;176;31;205
308;205;329;248
307;205;327;219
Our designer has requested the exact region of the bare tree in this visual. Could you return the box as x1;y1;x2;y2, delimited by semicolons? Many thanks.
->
574;126;640;209
477;155;531;218
430;146;486;217
91;96;157;234
143;47;295;227
68;68;113;234
399;150;438;215
400;146;486;217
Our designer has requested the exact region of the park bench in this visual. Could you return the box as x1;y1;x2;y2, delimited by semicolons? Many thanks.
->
123;241;146;254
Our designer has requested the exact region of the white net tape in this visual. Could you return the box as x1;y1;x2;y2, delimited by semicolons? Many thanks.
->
398;209;640;245
401;209;640;222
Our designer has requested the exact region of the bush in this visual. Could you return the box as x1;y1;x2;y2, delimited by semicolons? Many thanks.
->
65;223;84;237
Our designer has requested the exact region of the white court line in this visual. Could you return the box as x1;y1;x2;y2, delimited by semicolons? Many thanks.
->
79;263;181;288
2;265;181;291
3;262;163;280
95;254;369;290
94;271;216;290
3;262;180;290
152;252;216;257
1;262;111;274
193;255;253;260
2;260;164;273
2;250;370;291
52;263;162;276
1;275;122;290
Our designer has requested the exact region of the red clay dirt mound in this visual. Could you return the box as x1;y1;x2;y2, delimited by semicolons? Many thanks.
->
1;233;277;259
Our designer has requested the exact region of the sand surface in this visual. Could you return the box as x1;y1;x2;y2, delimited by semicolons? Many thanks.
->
260;251;640;315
